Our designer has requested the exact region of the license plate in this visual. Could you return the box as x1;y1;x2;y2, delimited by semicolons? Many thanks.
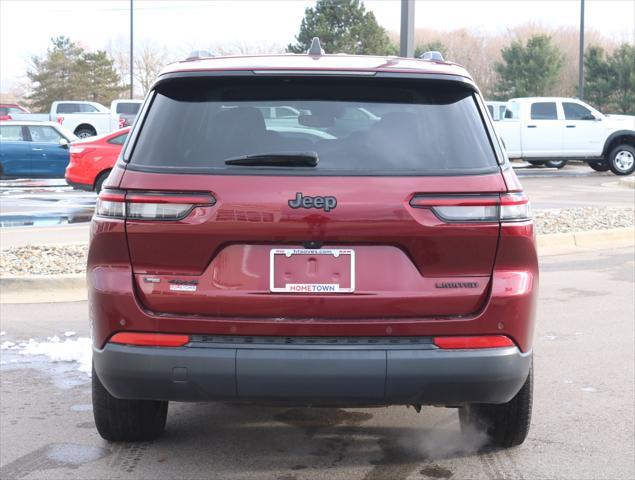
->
269;248;355;293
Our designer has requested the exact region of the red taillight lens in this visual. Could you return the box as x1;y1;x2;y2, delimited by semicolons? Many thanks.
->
410;193;531;223
110;332;189;347
433;335;515;349
95;189;215;221
118;117;125;128
69;146;96;158
56;116;64;125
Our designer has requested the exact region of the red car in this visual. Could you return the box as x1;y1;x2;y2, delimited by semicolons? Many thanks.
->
65;127;130;192
89;42;538;448
0;103;29;120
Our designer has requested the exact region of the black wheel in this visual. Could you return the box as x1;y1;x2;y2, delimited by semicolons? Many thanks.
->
92;364;168;442
589;160;610;172
544;160;567;169
94;170;110;193
527;160;543;166
459;362;533;448
608;144;635;176
75;127;96;138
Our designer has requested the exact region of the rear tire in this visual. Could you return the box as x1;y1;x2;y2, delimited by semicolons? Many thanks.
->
608;144;635;176
459;361;533;448
94;170;110;193
589;160;610;172
92;364;168;442
544;160;567;169
527;160;543;166
75;127;96;138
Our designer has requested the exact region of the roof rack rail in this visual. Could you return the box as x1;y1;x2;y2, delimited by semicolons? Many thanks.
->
184;50;215;62
307;37;325;56
419;51;445;62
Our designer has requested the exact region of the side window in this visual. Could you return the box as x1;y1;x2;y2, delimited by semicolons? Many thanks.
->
487;105;494;116
530;102;558;120
79;103;99;113
274;107;298;119
116;103;140;115
504;102;519;120
28;126;63;143
56;103;81;114
107;132;128;145
563;102;594;120
0;125;25;141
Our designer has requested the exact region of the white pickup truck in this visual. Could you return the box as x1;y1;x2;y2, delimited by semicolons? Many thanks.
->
12;100;143;138
494;97;635;175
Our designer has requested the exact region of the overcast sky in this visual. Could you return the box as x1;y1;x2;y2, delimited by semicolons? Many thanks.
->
1;0;634;91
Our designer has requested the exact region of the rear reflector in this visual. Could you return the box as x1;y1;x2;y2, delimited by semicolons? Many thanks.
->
110;332;190;347
95;190;215;221
433;335;514;349
410;193;531;223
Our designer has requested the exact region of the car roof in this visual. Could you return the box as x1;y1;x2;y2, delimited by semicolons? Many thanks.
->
0;120;59;126
161;53;472;80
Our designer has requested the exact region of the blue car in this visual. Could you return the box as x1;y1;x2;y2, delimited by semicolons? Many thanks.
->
0;121;78;178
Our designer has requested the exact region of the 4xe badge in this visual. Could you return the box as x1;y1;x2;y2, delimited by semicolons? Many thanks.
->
288;192;337;212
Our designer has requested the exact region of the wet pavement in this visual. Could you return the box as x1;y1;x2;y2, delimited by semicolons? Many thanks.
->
0;179;95;227
0;247;633;479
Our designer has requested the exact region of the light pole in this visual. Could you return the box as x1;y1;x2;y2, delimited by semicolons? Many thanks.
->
578;0;585;99
130;0;134;99
400;0;415;58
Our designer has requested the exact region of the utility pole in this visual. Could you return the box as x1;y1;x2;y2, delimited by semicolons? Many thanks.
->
400;0;415;58
130;0;134;99
578;0;585;99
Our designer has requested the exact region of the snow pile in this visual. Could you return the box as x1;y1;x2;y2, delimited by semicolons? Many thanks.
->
11;336;92;374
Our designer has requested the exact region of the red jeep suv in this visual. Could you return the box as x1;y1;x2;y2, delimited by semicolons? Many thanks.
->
89;44;537;448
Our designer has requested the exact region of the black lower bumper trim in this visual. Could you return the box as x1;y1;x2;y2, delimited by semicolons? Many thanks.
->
93;341;532;406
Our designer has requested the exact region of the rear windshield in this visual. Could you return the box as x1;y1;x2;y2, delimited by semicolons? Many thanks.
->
116;102;141;114
129;76;498;175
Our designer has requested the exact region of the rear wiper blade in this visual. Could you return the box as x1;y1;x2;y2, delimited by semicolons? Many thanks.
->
224;152;319;167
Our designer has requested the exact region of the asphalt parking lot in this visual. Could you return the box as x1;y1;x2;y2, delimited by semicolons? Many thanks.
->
1;246;633;480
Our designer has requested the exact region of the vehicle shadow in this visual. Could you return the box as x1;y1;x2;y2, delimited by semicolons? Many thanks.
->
139;402;491;478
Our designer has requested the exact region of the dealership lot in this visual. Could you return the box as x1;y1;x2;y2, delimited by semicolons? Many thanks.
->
0;163;633;228
0;247;633;480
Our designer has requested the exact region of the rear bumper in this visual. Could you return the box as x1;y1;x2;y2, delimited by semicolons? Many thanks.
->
93;337;531;405
65;177;93;191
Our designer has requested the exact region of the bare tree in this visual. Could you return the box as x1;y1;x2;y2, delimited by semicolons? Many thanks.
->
134;43;169;94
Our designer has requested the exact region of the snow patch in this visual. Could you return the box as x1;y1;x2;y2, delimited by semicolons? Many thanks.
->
17;336;92;374
0;331;6;336
64;331;76;337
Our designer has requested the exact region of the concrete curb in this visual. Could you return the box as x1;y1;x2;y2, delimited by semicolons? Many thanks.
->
537;226;634;252
1;227;633;303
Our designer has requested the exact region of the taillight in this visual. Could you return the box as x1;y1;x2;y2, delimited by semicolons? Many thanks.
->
69;146;96;158
95;189;215;221
410;193;531;223
110;332;189;347
500;193;531;222
95;190;126;218
118;117;125;128
57;116;64;125
433;335;515;349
